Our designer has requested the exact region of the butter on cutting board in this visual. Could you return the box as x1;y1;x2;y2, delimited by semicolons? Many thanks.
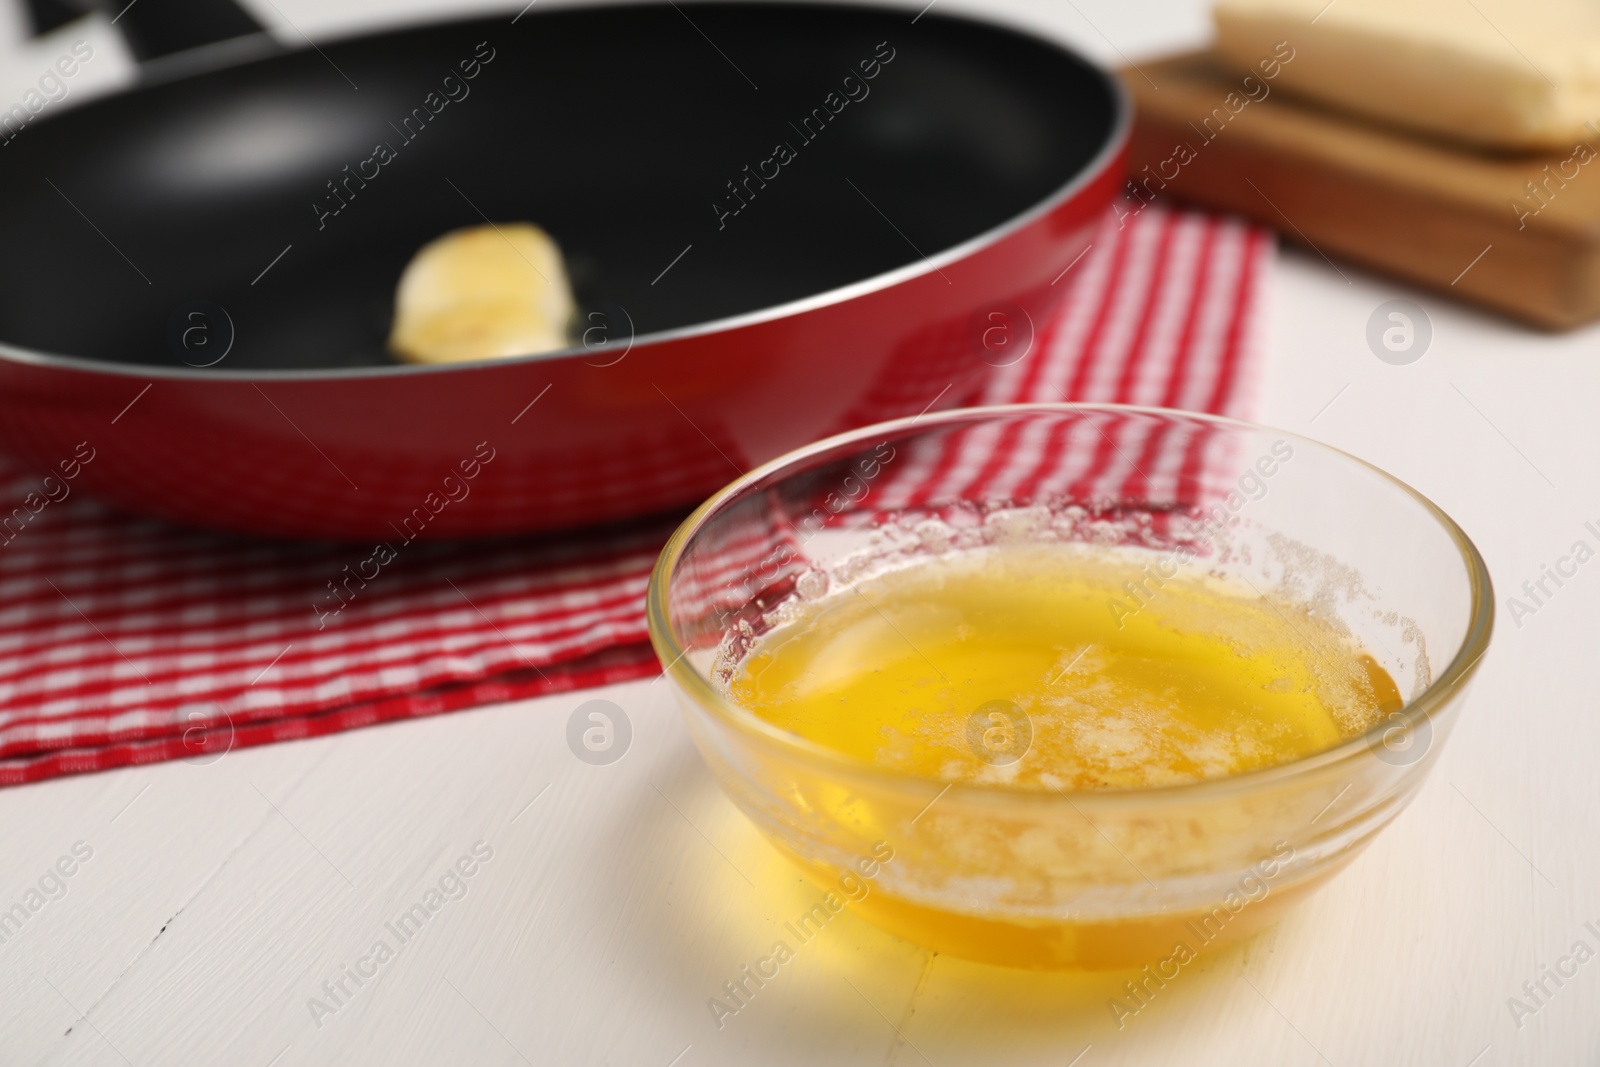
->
1214;0;1600;151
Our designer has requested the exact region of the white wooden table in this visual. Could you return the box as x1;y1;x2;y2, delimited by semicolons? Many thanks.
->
4;2;1597;1064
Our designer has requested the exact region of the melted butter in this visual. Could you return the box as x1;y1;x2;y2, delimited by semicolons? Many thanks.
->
730;544;1401;790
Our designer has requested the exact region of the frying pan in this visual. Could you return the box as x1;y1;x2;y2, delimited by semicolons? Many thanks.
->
0;0;1126;539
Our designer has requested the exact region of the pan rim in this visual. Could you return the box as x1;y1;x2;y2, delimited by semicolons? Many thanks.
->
0;0;1131;382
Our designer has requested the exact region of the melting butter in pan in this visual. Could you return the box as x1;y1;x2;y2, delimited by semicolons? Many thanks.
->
388;223;576;364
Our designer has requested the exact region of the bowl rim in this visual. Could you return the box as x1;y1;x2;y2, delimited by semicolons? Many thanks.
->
646;402;1495;808
0;1;1131;382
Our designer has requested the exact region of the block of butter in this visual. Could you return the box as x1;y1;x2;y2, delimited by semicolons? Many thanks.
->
389;223;576;364
1214;0;1600;150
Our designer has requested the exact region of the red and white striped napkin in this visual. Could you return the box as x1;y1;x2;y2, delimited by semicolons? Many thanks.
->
0;202;1272;785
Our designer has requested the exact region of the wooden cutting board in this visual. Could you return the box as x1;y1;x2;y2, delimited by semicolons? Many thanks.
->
1119;52;1600;330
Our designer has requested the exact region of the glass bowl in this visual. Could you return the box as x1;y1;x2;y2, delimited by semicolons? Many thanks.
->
646;404;1492;970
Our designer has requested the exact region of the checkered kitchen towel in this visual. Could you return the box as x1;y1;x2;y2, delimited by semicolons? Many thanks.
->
0;202;1272;785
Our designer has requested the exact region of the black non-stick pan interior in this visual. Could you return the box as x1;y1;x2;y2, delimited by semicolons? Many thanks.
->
0;3;1115;370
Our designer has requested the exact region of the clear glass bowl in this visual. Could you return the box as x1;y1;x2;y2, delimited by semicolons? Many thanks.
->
646;405;1492;970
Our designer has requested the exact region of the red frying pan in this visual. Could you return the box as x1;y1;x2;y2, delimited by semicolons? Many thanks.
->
0;0;1126;539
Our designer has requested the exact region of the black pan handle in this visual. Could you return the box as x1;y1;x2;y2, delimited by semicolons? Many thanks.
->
23;0;267;62
103;0;267;61
23;0;82;37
